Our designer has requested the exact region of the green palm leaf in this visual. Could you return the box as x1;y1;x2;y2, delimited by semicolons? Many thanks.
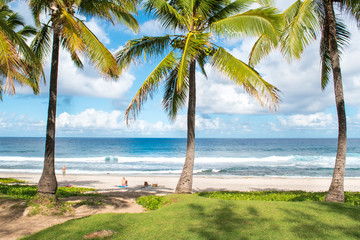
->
143;0;188;30
209;0;253;24
162;61;188;121
116;35;173;73
211;47;280;109
248;35;275;66
79;0;139;32
177;32;211;91
211;7;284;44
125;51;179;124
31;23;52;65
280;0;318;61
61;10;86;54
76;17;119;78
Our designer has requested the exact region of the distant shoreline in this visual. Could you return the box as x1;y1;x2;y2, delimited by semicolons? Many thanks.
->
2;172;360;192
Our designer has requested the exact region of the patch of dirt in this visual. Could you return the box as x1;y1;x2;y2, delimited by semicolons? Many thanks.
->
0;192;146;240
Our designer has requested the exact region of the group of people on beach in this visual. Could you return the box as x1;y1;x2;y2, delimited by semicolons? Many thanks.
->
60;165;151;188
120;177;153;188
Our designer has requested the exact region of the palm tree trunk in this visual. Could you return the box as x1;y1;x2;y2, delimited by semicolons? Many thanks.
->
37;24;60;195
175;60;196;194
324;0;347;203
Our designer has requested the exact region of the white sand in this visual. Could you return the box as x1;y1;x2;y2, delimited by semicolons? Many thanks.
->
2;172;360;192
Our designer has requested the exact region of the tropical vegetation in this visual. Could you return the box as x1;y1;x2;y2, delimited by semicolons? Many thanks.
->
0;0;42;99
117;0;284;193
23;194;360;240
28;0;139;197
280;0;359;202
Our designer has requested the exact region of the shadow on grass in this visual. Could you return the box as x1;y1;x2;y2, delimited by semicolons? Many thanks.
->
280;202;360;239
187;201;274;240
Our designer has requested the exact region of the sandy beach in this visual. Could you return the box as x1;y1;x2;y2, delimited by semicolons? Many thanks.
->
2;173;360;239
2;172;360;192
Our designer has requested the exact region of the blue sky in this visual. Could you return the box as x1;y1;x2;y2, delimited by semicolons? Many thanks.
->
1;0;360;138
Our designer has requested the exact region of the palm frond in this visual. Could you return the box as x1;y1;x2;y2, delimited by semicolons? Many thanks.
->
0;30;26;94
280;0;318;61
17;25;37;38
61;10;86;54
29;0;51;26
116;35;172;74
162;61;188;121
319;24;331;90
248;35;275;67
79;0;139;32
255;0;274;7
197;49;209;78
211;7;284;45
143;0;188;30
334;16;351;54
177;32;210;91
76;17;119;79
125;51;179;124
0;17;43;91
31;23;52;65
318;8;350;90
211;47;280;109
208;0;253;24
337;0;360;24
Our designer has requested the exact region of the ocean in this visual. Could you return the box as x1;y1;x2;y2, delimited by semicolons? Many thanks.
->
0;137;360;177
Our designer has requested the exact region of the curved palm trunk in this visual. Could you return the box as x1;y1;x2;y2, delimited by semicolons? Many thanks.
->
175;60;196;194
324;0;347;203
37;24;60;195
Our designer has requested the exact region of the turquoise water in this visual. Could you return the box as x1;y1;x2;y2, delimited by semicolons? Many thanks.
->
0;137;360;177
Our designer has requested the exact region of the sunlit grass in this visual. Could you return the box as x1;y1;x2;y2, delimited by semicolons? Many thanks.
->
24;194;360;240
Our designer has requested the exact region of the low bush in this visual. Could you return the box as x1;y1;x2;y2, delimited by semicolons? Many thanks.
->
136;195;166;210
0;178;25;184
197;191;360;206
0;183;96;200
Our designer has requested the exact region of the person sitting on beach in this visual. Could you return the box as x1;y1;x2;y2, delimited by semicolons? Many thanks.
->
144;181;151;187
121;177;128;186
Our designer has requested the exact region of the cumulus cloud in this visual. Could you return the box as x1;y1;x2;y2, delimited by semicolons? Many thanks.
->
278;112;335;128
196;63;266;114
85;18;110;44
0;113;45;134
15;47;136;98
138;20;166;36
56;109;224;135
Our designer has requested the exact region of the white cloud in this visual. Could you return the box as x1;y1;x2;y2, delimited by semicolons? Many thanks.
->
85;18;110;44
16;49;136;99
138;20;166;36
196;63;266;114
57;109;123;129
56;51;136;98
56;109;224;135
0;113;45;132
278;112;335;128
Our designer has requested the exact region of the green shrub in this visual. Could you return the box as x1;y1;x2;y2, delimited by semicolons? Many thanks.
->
0;184;37;199
0;184;96;200
197;191;360;206
0;178;25;184
136;195;166;210
56;186;97;198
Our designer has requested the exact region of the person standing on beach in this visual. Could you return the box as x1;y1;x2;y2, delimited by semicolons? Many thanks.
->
62;165;66;176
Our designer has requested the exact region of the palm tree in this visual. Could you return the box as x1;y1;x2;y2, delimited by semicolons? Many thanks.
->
29;0;139;197
117;0;283;193
251;0;359;202
0;1;42;99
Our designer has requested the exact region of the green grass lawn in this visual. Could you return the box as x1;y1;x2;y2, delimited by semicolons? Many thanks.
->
23;194;360;240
